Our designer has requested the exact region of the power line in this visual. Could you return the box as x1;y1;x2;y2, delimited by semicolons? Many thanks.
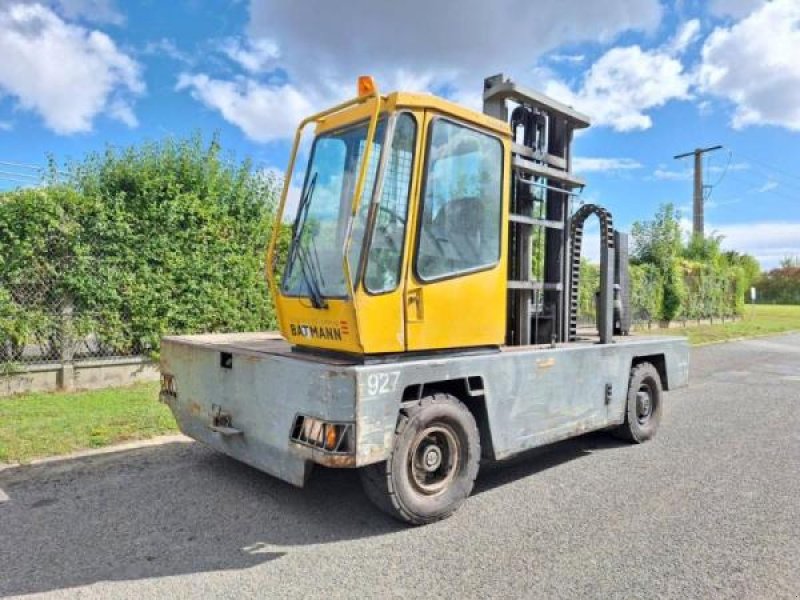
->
0;159;68;177
0;160;43;171
0;177;38;186
0;169;39;180
734;166;800;194
730;149;800;185
707;150;733;189
725;172;799;203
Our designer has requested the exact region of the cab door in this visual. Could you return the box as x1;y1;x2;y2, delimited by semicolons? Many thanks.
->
353;110;422;353
404;113;509;351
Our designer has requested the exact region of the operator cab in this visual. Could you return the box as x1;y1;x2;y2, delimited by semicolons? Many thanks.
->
269;77;510;355
267;75;629;356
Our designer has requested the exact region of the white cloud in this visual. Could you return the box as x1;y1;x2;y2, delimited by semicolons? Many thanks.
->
143;38;191;65
543;41;693;132
708;0;765;19
0;3;144;134
713;161;749;173
679;215;800;268
0;120;12;131
179;0;663;140
667;18;701;54
20;0;125;24
176;74;313;143
548;53;586;64
652;159;748;181
219;37;279;73
699;0;800;130
572;157;642;173
247;0;661;85
755;181;778;193
653;167;692;181
713;221;800;269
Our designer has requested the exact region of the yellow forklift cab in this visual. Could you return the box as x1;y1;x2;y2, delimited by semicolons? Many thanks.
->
266;77;511;355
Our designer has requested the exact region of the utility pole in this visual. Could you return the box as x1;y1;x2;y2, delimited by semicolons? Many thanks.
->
673;145;722;238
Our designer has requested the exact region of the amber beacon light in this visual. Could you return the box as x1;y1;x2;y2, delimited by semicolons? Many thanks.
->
357;75;376;97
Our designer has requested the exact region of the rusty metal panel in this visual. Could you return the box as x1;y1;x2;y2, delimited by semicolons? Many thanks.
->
160;333;358;487
352;335;689;463
161;331;688;484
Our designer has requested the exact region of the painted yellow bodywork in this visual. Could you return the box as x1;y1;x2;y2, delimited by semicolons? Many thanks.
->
266;86;512;355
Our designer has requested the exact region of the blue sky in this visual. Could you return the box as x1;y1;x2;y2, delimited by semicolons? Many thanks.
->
1;0;798;267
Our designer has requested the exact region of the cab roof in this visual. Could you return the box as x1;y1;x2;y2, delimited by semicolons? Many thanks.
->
387;91;512;137
314;90;512;138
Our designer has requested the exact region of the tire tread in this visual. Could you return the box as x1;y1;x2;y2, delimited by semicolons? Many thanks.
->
360;393;480;525
612;362;662;443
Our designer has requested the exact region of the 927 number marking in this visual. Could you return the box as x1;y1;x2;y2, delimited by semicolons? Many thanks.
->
366;371;400;396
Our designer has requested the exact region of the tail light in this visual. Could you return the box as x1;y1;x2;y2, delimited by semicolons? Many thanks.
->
291;416;353;454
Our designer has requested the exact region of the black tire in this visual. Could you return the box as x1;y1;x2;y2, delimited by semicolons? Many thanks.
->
613;362;663;443
360;393;480;525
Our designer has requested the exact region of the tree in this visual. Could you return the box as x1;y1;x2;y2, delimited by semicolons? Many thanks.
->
780;256;800;269
684;232;724;267
630;203;683;270
757;265;800;304
631;203;685;321
724;251;761;286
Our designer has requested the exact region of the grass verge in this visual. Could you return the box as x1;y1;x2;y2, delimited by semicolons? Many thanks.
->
0;382;177;464
640;304;800;345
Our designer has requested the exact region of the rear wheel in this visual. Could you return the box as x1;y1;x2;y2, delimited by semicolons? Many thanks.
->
613;362;663;443
360;393;480;525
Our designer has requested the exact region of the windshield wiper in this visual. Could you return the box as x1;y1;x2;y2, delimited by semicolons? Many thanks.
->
287;172;327;309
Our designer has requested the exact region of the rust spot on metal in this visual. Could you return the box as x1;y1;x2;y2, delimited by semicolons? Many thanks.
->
536;357;556;370
290;441;356;468
312;453;356;468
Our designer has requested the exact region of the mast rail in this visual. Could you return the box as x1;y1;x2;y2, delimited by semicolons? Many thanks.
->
508;281;563;291
509;214;564;229
512;156;585;189
514;173;584;198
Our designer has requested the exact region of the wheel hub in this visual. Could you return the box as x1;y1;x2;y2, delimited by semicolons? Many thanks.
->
408;424;460;495
636;388;652;422
422;445;442;471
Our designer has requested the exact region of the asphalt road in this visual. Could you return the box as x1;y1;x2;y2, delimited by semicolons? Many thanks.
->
2;334;799;599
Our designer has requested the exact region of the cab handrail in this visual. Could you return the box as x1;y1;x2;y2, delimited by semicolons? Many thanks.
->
265;84;382;309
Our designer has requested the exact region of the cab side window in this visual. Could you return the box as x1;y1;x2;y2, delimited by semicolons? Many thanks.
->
416;119;502;281
364;113;417;293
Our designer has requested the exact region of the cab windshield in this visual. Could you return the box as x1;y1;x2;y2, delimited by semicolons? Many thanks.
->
282;113;416;303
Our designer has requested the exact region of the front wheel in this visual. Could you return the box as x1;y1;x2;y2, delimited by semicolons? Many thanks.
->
360;393;480;525
613;362;663;443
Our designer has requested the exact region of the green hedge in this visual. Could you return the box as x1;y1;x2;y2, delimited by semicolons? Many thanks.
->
578;261;741;323
0;136;281;358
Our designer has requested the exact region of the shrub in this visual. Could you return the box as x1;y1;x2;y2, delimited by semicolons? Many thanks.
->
629;263;662;321
0;135;282;357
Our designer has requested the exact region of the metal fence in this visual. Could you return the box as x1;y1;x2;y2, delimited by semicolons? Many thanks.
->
1;268;138;375
576;273;739;330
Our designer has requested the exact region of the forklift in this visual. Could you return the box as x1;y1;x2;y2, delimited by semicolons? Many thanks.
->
160;74;689;524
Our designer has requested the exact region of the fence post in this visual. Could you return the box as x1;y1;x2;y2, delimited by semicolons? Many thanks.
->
58;298;75;391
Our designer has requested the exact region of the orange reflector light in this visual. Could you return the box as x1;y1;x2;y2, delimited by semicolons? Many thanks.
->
358;75;376;97
325;424;338;450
